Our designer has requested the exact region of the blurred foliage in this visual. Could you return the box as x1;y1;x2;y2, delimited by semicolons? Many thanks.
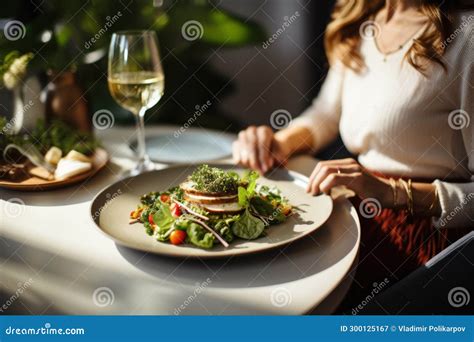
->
0;0;266;129
0;118;99;160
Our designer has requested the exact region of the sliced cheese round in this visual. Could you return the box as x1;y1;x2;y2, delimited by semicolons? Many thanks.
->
201;201;243;214
184;192;238;204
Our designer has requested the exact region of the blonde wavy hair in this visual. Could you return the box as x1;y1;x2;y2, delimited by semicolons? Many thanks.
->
325;0;462;74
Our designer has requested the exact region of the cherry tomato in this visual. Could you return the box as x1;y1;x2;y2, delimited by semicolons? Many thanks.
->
160;194;170;203
170;203;182;217
170;230;187;245
148;213;155;225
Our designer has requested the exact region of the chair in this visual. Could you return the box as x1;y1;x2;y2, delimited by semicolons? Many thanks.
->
357;231;474;314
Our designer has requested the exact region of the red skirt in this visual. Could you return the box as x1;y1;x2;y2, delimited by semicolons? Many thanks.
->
337;192;470;312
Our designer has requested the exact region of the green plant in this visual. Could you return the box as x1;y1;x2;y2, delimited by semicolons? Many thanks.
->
0;0;266;128
0;51;33;89
0;118;99;161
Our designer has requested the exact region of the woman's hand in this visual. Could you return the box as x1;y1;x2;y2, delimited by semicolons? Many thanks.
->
306;158;392;206
233;126;291;174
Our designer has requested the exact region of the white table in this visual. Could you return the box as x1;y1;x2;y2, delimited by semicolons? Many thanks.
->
0;126;360;315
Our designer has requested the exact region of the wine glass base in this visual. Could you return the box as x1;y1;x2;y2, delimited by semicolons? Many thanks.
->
124;158;155;177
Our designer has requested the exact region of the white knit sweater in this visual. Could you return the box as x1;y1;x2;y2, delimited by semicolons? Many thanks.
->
291;12;474;229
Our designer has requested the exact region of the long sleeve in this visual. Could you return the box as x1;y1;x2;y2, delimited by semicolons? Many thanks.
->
433;32;474;229
288;63;344;152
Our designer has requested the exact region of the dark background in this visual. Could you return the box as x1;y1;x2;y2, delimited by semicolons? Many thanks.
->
208;0;334;128
0;0;335;129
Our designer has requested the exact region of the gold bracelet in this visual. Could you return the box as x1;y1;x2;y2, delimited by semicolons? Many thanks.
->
428;186;438;213
407;178;414;216
389;178;398;208
399;178;414;216
398;178;407;211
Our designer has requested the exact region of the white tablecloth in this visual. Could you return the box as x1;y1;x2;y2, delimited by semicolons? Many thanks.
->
0;126;360;315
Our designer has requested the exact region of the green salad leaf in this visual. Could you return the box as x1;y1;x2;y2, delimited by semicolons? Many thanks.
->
187;223;215;249
232;208;265;240
250;196;274;216
270;210;286;224
174;217;190;231
238;186;249;207
238;170;259;208
213;217;237;243
140;191;160;206
155;227;173;242
256;185;286;203
144;222;154;236
152;204;175;229
250;196;286;223
152;205;175;241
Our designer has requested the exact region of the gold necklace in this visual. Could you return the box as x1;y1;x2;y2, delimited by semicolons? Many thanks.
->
381;43;406;62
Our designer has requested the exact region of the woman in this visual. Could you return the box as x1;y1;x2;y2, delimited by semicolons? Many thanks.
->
233;0;473;308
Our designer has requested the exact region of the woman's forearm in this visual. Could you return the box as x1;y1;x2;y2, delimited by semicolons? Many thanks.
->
274;126;316;156
275;126;442;219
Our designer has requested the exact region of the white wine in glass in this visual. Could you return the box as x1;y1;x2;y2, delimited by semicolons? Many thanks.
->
108;71;164;113
108;31;164;175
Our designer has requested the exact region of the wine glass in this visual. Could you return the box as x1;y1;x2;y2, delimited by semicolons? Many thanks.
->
108;30;164;175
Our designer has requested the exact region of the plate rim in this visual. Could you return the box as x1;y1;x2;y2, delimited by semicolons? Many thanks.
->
89;163;333;259
129;131;235;164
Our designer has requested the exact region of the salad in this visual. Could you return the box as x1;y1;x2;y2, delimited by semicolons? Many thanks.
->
129;165;293;249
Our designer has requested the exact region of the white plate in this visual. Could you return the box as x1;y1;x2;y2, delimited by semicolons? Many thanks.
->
90;164;333;258
130;130;234;163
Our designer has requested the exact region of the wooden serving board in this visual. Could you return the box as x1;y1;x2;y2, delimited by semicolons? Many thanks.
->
0;148;108;191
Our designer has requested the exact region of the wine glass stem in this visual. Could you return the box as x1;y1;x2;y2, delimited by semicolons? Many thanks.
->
135;107;149;167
